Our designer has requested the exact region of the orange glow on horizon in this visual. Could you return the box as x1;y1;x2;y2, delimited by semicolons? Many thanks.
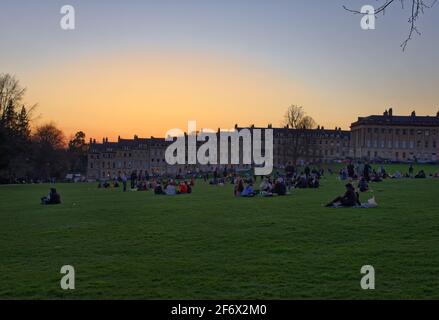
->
20;51;439;142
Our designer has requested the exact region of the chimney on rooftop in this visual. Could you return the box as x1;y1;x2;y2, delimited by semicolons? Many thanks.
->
411;110;416;117
383;109;388;116
389;108;393;116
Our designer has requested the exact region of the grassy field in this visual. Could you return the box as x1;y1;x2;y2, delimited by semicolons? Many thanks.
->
1;164;439;300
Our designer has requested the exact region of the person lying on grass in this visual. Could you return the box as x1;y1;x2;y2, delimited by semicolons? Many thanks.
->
41;188;61;205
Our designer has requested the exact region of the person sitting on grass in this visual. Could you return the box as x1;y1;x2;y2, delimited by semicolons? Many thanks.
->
241;183;256;197
390;171;402;179
415;170;426;179
273;178;287;196
325;183;360;208
358;177;369;192
186;181;192;194
165;181;177;196
295;175;308;189
154;183;165;195
371;173;383;183
259;177;273;193
137;181;148;191
308;175;320;189
178;181;188;194
41;188;61;205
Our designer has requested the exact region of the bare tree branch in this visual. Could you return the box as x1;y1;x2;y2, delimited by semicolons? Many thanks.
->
343;0;437;50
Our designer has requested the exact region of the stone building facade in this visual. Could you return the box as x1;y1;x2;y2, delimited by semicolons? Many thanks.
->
351;109;439;162
87;126;350;180
87;109;439;180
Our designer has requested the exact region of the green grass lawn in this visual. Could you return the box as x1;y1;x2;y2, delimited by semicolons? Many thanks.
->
1;164;439;299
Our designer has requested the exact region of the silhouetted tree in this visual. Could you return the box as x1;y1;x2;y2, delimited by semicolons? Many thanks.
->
68;131;89;173
281;105;318;165
0;75;35;182
32;123;69;180
283;105;317;130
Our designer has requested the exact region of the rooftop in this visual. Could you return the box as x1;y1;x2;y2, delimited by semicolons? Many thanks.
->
351;108;439;127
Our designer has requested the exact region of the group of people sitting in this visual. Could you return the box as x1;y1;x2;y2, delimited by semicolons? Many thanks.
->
291;174;320;189
153;179;194;196
340;162;437;182
233;177;288;197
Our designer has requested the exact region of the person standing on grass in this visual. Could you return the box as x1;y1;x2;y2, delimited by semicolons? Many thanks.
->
122;173;127;192
409;164;414;178
347;162;355;179
234;178;244;196
363;163;371;182
130;170;137;189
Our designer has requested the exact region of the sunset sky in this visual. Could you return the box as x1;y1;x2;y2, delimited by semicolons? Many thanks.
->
1;0;438;140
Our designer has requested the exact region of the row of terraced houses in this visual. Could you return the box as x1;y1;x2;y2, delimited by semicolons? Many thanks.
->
87;109;439;180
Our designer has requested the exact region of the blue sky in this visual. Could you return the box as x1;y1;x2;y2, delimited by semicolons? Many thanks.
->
1;0;438;138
